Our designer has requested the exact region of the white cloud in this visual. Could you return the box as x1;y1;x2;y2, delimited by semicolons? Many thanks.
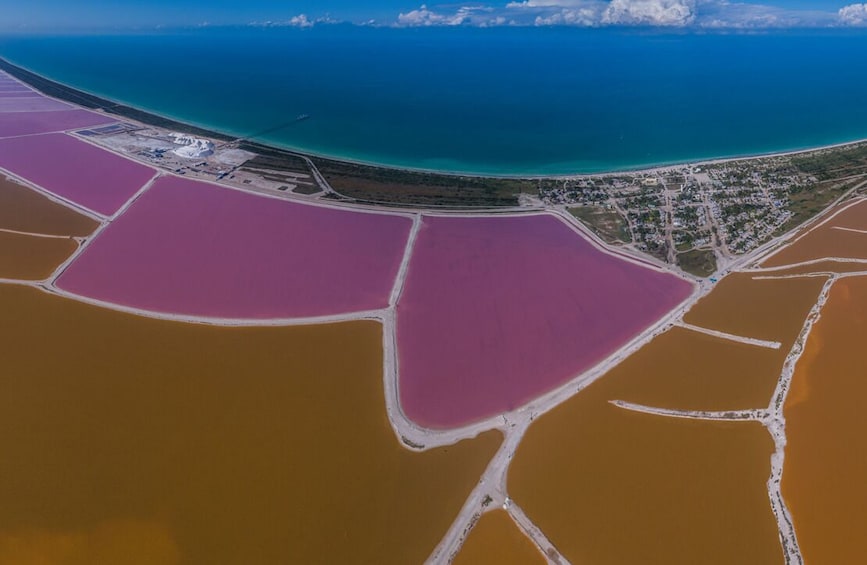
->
288;14;314;28
249;14;341;27
601;0;696;26
696;1;836;28
505;0;605;26
389;0;846;29
839;4;867;25
533;8;600;25
397;5;496;26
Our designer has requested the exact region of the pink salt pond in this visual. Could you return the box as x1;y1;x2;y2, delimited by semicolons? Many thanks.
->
0;109;113;139
0;97;71;112
0;91;43;98
0;133;153;215
396;214;693;429
58;177;413;319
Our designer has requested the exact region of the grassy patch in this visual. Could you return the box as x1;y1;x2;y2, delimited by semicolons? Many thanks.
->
240;153;312;177
568;206;631;244
292;185;322;195
777;178;859;235
677;249;717;278
792;143;867;181
313;158;538;207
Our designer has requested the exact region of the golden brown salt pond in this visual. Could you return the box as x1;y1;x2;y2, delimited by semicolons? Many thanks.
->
684;272;826;349
603;327;783;411
0;176;97;236
763;225;867;267
0;284;501;565
0;231;78;280
819;198;867;230
783;277;867;564
509;370;782;565
452;510;545;565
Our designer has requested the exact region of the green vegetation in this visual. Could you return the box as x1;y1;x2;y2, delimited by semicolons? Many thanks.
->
792;143;867;180
777;178;860;235
677;249;717;278
313;158;538;207
240;152;312;177
568;206;631;244
292;185;322;195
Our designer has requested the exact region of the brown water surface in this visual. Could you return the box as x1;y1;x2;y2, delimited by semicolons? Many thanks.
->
820;198;867;230
0;285;501;565
684;272;826;349
763;226;867;267
0;231;77;280
783;277;867;564
0;176;97;236
452;510;545;565
509;368;782;565
605;327;783;411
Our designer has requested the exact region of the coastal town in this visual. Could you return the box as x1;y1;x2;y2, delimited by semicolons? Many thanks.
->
540;145;867;276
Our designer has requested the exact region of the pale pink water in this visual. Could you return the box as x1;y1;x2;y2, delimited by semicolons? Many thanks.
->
0;110;113;139
58;177;413;319
0;91;43;98
397;215;693;429
0;97;71;112
0;133;153;215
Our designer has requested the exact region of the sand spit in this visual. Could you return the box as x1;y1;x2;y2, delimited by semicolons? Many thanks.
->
762;275;836;565
611;400;768;422
451;510;547;565
677;322;781;349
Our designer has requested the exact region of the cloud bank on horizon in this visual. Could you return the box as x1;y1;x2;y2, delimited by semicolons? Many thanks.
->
268;0;867;29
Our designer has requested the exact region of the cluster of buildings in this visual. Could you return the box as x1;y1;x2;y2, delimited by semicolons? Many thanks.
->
539;155;816;270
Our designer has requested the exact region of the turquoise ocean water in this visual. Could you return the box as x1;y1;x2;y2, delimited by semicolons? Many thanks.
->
2;27;867;176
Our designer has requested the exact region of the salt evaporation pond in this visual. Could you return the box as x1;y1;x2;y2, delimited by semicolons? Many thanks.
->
0;109;112;138
0;133;152;215
0;96;70;112
396;214;692;428
59;177;413;319
784;277;867;564
0;176;98;237
0;284;501;565
0;90;42;98
509;371;782;565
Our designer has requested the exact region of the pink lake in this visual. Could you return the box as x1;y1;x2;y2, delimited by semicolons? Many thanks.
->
0;97;71;112
0;91;43;98
396;214;693;429
0;133;154;215
0;109;113;138
58;176;413;319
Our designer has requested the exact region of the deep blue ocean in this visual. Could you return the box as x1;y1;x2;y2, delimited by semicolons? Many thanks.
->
2;27;867;175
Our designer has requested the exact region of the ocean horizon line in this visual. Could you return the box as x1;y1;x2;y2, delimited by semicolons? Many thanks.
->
3;28;867;178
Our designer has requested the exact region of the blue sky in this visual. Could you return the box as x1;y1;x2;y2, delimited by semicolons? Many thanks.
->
2;0;867;31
